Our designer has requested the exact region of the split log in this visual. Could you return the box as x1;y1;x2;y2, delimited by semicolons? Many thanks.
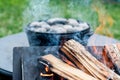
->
51;68;75;80
116;43;120;51
61;46;91;75
105;44;120;74
61;39;120;80
42;54;98;80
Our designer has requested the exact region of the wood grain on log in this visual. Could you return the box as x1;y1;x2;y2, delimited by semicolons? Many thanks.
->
61;46;91;74
42;54;97;80
105;44;120;74
40;39;120;80
61;39;120;80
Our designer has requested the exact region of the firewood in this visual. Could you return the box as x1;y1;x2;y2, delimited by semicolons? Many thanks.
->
102;47;113;69
62;39;120;80
61;46;91;75
51;67;82;80
105;44;120;74
116;43;120;51
62;45;106;80
42;54;98;80
106;44;120;67
50;68;75;80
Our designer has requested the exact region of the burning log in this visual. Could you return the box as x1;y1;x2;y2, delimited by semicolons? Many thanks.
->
102;47;114;69
38;39;120;80
42;54;97;80
105;44;120;74
61;39;120;80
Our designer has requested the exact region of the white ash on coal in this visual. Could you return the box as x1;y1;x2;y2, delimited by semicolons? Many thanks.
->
28;18;89;33
47;18;67;25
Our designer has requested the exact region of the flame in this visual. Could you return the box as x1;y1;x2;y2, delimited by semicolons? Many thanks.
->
40;72;54;77
102;47;113;69
92;46;98;54
92;46;103;55
60;77;64;80
40;65;54;78
91;46;114;69
45;66;49;72
93;5;114;37
60;54;76;67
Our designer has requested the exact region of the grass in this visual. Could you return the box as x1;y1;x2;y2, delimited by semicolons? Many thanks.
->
0;0;120;40
105;3;120;39
0;0;28;37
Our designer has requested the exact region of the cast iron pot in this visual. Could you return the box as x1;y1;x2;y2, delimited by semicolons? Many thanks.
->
25;23;93;46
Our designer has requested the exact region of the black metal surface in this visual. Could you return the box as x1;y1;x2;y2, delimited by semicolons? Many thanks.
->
13;47;79;80
0;72;12;80
0;68;12;76
26;24;92;46
13;47;23;80
0;69;12;80
13;46;61;80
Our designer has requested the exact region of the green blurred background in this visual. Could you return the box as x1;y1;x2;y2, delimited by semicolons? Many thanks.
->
0;0;120;40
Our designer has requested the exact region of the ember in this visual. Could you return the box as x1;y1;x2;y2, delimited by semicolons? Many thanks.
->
37;58;54;80
59;54;76;67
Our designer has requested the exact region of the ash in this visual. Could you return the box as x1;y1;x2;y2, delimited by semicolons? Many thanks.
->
28;18;89;33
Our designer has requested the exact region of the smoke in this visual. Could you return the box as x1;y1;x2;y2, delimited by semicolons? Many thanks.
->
23;0;50;27
23;0;101;29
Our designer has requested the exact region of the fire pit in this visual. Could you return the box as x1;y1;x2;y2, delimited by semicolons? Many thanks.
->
13;42;120;80
0;25;119;80
37;40;120;80
20;18;120;80
11;17;119;79
25;18;93;46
